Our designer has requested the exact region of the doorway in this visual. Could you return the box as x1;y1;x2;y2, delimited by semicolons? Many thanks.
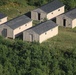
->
38;13;41;20
2;29;7;37
63;19;66;27
30;34;33;42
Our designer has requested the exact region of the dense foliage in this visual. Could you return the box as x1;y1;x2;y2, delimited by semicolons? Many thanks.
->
0;0;76;75
0;0;76;10
0;33;76;75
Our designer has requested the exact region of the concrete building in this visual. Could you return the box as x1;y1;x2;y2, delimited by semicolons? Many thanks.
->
56;8;76;28
31;0;65;21
23;20;58;43
0;13;7;24
0;15;32;39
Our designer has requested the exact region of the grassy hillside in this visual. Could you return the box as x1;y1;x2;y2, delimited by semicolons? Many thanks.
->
0;3;36;20
42;27;76;49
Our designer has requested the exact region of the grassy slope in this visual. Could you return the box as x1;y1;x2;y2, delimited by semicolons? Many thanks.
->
0;3;76;51
0;3;36;20
42;27;76;51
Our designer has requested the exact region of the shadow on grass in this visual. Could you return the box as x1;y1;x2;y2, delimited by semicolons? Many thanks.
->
15;32;23;40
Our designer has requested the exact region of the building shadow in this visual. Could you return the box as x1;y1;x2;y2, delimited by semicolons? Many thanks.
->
15;32;23;40
24;11;31;18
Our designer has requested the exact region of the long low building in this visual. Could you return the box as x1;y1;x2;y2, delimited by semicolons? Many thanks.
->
31;0;65;21
0;15;32;39
56;8;76;28
0;13;7;24
23;20;58;43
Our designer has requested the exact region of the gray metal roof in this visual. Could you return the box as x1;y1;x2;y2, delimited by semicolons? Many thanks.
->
65;8;76;19
4;15;32;29
33;8;46;13
29;20;57;35
0;13;7;19
40;0;64;13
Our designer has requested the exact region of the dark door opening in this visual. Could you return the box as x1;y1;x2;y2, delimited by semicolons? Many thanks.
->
38;13;40;20
63;19;66;26
30;34;33;42
2;29;7;37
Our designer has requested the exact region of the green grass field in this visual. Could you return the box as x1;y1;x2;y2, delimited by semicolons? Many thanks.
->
42;27;76;51
0;3;36;20
1;4;76;51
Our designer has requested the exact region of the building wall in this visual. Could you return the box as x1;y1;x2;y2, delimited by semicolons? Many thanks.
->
56;15;63;26
72;19;76;28
23;29;39;42
13;21;32;37
31;10;46;20
39;26;58;43
56;14;72;28
0;17;7;25
47;6;65;20
40;13;47;21
64;15;72;28
31;11;37;20
0;24;13;38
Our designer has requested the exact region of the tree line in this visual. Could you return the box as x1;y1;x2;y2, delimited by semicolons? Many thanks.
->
0;0;76;10
0;36;76;75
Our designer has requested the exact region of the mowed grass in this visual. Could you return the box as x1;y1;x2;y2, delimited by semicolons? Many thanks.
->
42;27;76;51
0;3;36;20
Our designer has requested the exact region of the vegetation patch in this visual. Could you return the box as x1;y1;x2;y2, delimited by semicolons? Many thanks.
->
0;27;76;75
0;0;76;75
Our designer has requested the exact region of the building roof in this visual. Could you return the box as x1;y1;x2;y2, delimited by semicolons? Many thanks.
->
33;8;45;13
40;0;64;13
65;8;76;19
0;13;7;19
28;20;58;35
4;15;32;29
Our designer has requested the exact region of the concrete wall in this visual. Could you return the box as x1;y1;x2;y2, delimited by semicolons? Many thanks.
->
31;10;46;20
56;14;72;28
72;19;76;28
13;21;32;37
47;6;65;20
0;24;13;38
23;29;39;42
39;26;58;43
31;11;37;20
40;13;47;21
56;15;63;26
0;17;7;25
64;15;72;28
